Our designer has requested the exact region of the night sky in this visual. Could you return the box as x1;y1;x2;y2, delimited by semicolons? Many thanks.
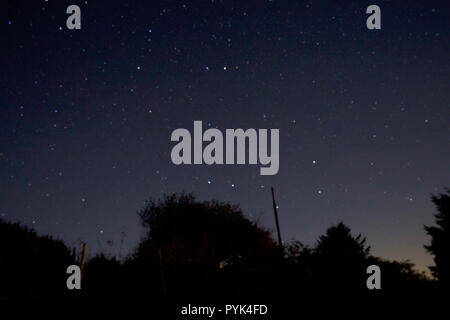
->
1;0;449;271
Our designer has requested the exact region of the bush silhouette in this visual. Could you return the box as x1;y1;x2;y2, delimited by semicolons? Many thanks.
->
137;193;278;268
0;192;438;300
128;193;279;297
0;218;73;298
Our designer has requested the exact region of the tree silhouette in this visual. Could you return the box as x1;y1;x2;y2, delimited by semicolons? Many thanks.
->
315;222;370;259
312;222;371;291
285;240;313;266
137;193;278;268
424;188;450;291
134;193;279;296
0;193;438;300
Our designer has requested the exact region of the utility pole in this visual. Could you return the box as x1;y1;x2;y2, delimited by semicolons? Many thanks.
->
271;187;283;249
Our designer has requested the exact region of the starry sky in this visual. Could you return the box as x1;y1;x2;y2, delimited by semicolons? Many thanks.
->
1;0;449;271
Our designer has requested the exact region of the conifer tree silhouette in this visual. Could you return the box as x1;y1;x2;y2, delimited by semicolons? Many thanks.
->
424;188;450;291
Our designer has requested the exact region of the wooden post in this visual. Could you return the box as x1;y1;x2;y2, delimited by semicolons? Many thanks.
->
80;243;87;278
271;187;283;249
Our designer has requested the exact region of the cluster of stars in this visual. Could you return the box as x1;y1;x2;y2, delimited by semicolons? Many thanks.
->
0;0;447;272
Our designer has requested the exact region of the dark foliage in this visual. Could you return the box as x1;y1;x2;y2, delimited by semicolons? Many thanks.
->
424;188;450;291
0;218;73;298
137;193;279;268
311;222;370;291
83;254;121;298
0;191;443;302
